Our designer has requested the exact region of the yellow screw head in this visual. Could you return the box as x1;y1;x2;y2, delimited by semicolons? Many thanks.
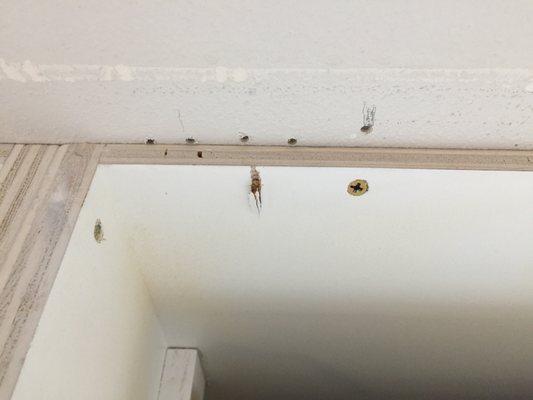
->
347;179;369;196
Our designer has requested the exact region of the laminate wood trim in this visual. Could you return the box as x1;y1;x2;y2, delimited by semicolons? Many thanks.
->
0;146;59;297
0;145;14;160
100;144;533;171
0;144;103;400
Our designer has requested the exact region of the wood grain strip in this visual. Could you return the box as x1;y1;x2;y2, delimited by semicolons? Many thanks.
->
0;146;59;299
0;145;15;160
0;146;47;323
0;147;48;246
0;144;103;400
0;146;29;206
100;144;533;171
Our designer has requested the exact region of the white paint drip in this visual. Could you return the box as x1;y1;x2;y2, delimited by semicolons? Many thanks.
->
215;66;228;83
22;60;48;82
114;65;134;81
0;59;531;84
232;67;248;82
0;59;27;82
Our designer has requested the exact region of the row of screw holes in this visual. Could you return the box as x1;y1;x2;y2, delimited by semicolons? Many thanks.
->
147;126;372;146
146;136;298;145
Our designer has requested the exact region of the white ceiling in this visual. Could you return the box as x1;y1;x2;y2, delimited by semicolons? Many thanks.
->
1;0;532;148
75;164;533;399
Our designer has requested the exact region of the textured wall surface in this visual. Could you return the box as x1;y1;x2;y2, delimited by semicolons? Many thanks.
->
1;0;532;148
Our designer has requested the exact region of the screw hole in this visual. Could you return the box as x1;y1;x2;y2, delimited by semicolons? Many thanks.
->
287;138;297;145
239;134;250;143
185;137;196;144
145;137;155;145
197;151;203;158
164;149;168;156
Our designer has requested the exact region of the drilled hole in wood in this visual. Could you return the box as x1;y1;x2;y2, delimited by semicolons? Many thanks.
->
197;151;203;158
347;179;369;196
287;138;297;145
240;134;250;143
94;219;105;243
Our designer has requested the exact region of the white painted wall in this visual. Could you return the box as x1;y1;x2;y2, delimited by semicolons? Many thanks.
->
1;0;532;148
3;0;533;68
11;167;167;400
17;164;533;400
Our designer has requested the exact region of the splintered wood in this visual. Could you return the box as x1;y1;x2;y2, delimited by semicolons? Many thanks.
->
250;166;262;214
